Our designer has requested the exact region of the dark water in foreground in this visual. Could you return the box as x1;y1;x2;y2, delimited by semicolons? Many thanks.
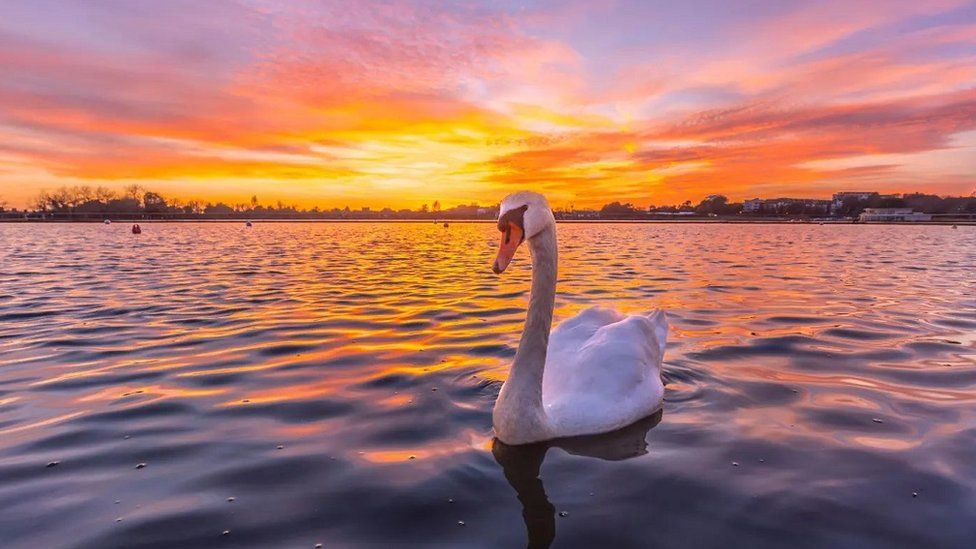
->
1;222;975;548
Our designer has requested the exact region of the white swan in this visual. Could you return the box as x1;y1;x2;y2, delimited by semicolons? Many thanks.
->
491;191;668;445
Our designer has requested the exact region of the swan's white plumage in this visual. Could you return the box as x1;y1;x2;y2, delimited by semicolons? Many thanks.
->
491;190;669;444
542;307;668;437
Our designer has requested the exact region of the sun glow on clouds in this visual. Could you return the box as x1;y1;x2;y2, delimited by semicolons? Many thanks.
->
0;0;975;209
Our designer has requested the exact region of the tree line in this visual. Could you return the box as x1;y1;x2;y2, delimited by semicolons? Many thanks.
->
600;193;976;218
3;185;498;220
1;185;974;220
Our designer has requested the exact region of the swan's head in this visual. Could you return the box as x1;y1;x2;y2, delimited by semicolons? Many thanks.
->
492;191;555;274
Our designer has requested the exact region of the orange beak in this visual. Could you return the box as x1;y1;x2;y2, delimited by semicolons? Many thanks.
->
493;221;524;274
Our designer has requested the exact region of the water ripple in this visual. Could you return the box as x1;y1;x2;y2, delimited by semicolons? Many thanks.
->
0;222;974;548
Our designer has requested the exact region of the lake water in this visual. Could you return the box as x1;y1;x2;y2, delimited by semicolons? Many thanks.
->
1;222;975;548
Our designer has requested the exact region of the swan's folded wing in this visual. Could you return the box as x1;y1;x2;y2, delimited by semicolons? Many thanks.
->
542;307;615;389
646;309;668;356
548;308;666;368
548;307;625;350
543;313;667;435
544;309;667;398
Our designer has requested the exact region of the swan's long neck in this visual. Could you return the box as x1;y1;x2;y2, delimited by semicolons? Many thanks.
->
494;224;557;443
512;225;557;392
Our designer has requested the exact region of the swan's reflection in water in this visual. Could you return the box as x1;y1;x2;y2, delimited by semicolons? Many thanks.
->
492;411;663;548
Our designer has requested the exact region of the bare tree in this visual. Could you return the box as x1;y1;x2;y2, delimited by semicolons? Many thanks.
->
75;185;95;203
123;184;145;205
95;186;117;202
142;191;167;213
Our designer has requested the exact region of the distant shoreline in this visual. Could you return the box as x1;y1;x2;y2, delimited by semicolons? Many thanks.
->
2;218;972;226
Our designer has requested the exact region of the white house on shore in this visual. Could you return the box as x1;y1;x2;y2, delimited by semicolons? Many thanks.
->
831;191;880;214
858;208;932;222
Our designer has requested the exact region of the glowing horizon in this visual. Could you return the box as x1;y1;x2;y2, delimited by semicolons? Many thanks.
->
1;0;975;210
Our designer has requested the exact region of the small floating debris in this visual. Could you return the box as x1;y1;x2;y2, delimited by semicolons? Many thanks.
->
242;399;250;403
431;387;437;391
226;497;235;503
457;521;465;527
245;221;253;227
759;458;765;463
123;435;131;439
315;545;323;549
135;463;147;469
912;492;918;498
276;445;284;450
116;518;123;523
115;500;120;504
408;455;416;460
443;222;449;228
872;418;884;424
131;224;141;234
448;498;454;503
558;511;569;517
46;461;60;468
103;219;111;224
221;530;231;536
732;462;740;467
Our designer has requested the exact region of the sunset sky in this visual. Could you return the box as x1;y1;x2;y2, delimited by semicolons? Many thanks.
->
1;0;975;209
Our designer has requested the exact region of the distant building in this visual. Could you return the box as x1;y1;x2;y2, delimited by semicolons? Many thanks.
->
559;209;599;219
743;198;762;213
742;197;830;215
833;191;880;201
831;191;880;214
858;208;932;222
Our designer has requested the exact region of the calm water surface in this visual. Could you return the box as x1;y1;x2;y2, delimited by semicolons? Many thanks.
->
1;222;975;548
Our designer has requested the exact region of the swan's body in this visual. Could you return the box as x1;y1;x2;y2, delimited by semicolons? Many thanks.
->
491;191;668;445
542;307;667;437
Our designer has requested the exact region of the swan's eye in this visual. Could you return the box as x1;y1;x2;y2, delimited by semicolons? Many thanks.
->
497;204;528;234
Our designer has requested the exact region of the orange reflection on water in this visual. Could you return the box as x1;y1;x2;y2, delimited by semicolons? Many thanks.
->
0;222;974;496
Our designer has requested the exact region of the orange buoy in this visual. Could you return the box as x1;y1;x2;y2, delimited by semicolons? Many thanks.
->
132;224;142;234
